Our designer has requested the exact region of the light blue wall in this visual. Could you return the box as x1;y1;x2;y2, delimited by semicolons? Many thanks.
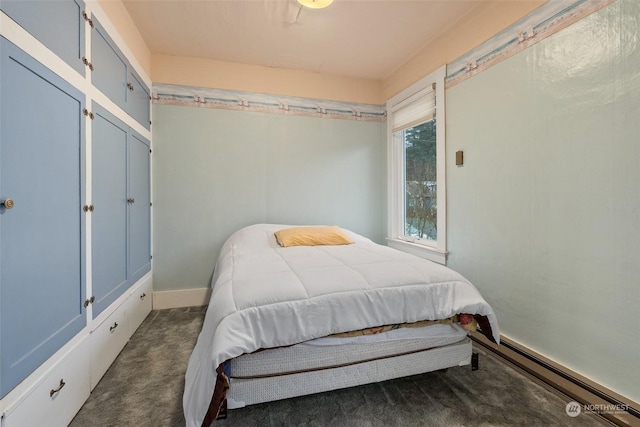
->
152;105;386;292
446;0;639;402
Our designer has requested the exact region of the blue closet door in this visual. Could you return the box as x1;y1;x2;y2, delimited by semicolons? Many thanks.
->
91;16;127;110
128;131;151;283
0;0;85;75
0;37;86;397
91;104;128;318
126;68;151;130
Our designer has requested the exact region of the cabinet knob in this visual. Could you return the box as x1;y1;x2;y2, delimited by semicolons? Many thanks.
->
83;109;94;120
110;322;119;332
127;198;135;204
83;296;95;308
1;198;14;209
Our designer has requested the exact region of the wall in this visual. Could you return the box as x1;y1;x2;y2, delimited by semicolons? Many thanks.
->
152;104;386;292
381;0;545;100
445;0;639;403
152;54;383;105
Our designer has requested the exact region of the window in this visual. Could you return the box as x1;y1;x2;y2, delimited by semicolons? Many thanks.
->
402;120;437;240
387;66;447;264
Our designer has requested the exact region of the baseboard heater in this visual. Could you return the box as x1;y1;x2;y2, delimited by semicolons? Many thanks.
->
470;332;640;427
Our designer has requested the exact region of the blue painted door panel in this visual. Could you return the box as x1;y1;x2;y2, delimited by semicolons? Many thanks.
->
128;131;151;283
91;16;127;110
0;0;85;75
91;104;128;318
0;37;86;398
127;68;151;130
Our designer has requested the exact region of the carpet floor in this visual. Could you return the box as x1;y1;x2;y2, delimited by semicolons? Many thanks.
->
69;307;603;427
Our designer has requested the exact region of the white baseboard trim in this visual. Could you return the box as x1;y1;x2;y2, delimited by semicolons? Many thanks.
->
152;288;211;310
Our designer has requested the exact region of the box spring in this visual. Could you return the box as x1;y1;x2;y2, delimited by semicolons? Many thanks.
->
227;329;471;408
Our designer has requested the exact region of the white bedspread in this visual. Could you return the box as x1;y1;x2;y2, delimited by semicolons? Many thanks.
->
183;224;499;427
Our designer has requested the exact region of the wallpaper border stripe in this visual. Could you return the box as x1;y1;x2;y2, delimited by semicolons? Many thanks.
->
152;83;386;122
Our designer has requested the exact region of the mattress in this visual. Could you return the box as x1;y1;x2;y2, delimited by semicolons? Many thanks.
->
229;324;468;378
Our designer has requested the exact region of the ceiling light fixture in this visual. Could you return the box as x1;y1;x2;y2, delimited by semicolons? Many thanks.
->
297;0;334;9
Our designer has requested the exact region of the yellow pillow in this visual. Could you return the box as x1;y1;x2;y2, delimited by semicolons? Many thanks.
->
274;226;354;247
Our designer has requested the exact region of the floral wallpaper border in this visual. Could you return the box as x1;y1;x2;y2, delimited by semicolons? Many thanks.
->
152;83;386;122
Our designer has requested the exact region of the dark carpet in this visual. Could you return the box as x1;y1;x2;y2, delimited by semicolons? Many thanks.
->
70;307;602;427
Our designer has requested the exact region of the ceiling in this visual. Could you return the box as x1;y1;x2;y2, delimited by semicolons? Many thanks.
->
121;0;484;81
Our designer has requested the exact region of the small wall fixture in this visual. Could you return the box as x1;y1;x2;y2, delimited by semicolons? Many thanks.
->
297;0;334;9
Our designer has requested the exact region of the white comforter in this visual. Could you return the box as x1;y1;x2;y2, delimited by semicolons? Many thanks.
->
183;224;499;427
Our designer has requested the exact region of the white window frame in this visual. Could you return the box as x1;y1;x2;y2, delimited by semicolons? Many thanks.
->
386;66;447;264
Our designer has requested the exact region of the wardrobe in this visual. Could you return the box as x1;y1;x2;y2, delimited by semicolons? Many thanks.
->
0;1;152;425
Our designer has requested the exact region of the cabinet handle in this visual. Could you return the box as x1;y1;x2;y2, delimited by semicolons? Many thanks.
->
1;198;14;209
49;379;66;397
140;293;146;300
109;322;119;332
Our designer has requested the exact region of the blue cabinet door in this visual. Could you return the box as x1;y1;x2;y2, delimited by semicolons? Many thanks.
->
91;104;128;318
0;37;86;398
127;68;151;130
128;132;151;282
91;16;127;109
0;0;86;75
90;14;150;129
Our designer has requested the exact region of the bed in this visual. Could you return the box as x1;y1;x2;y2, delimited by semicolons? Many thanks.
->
183;224;500;427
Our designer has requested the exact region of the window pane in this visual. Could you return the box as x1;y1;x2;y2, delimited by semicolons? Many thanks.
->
403;120;437;240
